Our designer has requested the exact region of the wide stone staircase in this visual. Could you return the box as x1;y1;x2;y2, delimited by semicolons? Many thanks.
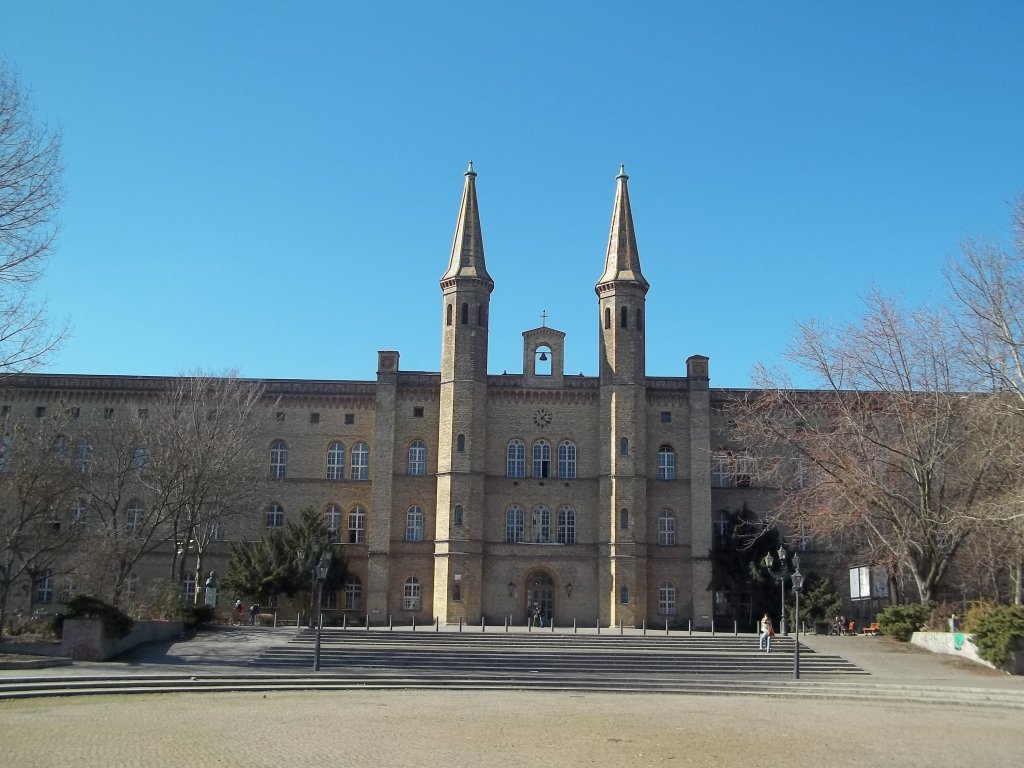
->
251;628;864;681
5;628;1024;708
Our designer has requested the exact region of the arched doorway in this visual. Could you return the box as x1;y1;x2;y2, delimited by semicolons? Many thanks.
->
526;570;554;625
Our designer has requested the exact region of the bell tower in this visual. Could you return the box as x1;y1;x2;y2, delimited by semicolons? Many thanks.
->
596;165;650;627
434;162;492;624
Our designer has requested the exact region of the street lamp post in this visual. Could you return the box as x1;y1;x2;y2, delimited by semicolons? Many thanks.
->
313;553;330;672
763;545;790;636
791;554;804;680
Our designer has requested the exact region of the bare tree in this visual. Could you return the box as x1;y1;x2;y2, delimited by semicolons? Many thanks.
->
0;409;80;637
143;372;268;604
732;291;1014;603
0;62;65;375
73;409;175;607
946;195;1024;600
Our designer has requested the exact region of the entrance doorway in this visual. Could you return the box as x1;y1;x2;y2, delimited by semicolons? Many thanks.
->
526;571;554;625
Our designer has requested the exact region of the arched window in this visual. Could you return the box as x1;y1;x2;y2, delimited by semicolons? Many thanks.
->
736;449;754;487
269;439;288;480
711;450;733;488
619;508;629;529
557;506;575;544
658;510;676;546
477;304;484;325
125;499;144;536
406;505;424;541
713;510;731;542
557;441;576;479
124;573;140;603
456;433;465;452
130;446;149;470
265;503;284;529
351;442;369;480
408;440;426;476
34;570;54;605
326;442;346;480
460;302;469;325
505;506;525;543
506;440;526;478
620;306;628;327
344;575;362;610
403;577;422;610
446;304;453;326
619;436;629;456
532;440;551;478
70;499;87;533
531;505;551;543
620;586;629;604
453;504;464;526
658;582;677;616
636;308;643;330
604;307;611;329
348;506;366;543
75;438;92;475
657;445;676;480
324;504;343;542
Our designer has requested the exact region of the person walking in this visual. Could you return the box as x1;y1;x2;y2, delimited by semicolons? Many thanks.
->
759;613;774;652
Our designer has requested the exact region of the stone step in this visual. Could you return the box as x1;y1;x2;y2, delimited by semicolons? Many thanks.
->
3;673;1023;708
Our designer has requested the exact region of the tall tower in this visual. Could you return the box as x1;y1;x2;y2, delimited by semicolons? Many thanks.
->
433;162;492;624
596;165;649;627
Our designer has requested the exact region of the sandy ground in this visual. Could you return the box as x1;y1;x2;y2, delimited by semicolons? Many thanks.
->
2;689;1023;768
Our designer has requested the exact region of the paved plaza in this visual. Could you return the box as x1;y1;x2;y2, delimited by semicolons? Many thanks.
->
2;627;1024;767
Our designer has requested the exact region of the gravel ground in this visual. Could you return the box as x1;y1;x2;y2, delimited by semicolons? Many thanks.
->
2;689;1022;768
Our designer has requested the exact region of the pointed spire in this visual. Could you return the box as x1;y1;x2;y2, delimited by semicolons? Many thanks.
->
596;164;649;293
441;161;493;291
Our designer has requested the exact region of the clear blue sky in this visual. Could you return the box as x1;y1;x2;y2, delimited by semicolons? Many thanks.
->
3;2;1023;388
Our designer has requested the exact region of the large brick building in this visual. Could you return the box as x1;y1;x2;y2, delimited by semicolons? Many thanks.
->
5;165;768;628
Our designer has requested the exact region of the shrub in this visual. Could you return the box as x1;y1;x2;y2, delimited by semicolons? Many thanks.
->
63;595;135;639
971;605;1024;670
877;603;930;641
925;601;960;631
182;603;216;628
962;599;998;633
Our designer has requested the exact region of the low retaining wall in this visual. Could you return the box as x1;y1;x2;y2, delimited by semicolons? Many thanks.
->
60;619;185;661
911;631;1024;675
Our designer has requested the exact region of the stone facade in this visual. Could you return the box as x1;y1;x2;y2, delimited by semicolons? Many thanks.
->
3;165;771;629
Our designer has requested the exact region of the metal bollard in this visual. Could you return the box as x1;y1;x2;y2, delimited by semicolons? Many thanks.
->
665;619;669;636
597;620;601;635
343;613;347;630
389;615;393;630
412;615;416;631
643;619;647;635
481;617;486;633
459;616;463;632
435;616;439;632
689;619;692;636
711;618;715;636
573;618;577;634
734;620;738;637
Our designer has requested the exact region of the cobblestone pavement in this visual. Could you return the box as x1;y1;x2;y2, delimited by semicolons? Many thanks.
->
2;688;1023;767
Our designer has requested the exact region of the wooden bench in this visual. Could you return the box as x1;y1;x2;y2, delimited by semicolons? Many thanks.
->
863;622;881;635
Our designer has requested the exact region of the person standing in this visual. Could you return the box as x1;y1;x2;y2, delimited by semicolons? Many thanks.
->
759;613;774;652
